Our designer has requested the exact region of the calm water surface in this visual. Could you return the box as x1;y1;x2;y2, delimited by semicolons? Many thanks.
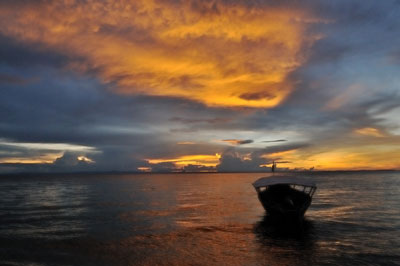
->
1;172;399;265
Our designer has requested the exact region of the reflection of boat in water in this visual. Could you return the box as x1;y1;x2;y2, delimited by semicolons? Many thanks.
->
253;176;316;223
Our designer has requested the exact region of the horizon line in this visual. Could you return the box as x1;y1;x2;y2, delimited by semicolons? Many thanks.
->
1;169;399;176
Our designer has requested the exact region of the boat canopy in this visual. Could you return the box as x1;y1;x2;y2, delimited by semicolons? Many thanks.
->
252;176;316;189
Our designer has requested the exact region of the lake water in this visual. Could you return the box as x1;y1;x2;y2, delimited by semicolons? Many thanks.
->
1;172;399;265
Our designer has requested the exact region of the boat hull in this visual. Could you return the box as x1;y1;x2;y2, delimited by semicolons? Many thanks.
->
257;185;312;222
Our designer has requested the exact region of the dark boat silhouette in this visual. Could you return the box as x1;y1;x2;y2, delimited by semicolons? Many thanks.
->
253;176;316;223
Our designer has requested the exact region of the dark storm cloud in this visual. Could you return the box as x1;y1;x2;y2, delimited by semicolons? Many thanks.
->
262;139;287;143
216;148;269;172
183;164;215;172
88;148;148;172
216;141;310;172
237;139;253;145
0;34;74;68
0;65;230;171
149;162;176;173
239;91;276;101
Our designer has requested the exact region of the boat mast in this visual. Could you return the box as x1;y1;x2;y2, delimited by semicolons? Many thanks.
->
271;161;276;173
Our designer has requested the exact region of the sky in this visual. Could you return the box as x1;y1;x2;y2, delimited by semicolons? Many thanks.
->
1;0;400;173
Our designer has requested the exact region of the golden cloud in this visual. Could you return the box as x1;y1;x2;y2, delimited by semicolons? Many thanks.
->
0;153;62;164
177;141;196;145
147;154;220;167
0;0;319;108
265;140;400;171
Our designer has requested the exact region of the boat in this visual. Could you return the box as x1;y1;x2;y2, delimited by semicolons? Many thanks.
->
252;176;316;223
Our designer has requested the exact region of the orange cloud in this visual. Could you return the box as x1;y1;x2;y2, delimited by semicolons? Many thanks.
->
177;142;196;145
77;155;95;163
263;143;400;171
147;154;220;167
137;166;151;172
0;153;62;164
303;148;400;170
0;0;320;108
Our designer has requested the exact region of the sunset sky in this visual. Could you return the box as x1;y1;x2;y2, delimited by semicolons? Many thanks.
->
1;0;400;173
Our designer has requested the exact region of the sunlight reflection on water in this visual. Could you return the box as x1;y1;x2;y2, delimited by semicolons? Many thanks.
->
1;172;400;265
